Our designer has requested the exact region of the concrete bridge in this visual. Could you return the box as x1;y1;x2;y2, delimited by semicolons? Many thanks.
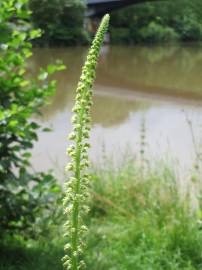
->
86;0;162;17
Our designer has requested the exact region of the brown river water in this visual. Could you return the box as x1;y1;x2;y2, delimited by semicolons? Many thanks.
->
30;44;202;180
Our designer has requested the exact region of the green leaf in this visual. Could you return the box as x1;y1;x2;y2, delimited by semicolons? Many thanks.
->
38;71;48;80
8;120;18;128
42;127;52;132
22;152;32;158
20;80;30;87
30;29;41;39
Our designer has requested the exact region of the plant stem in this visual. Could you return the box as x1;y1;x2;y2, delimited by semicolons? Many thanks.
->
63;14;110;270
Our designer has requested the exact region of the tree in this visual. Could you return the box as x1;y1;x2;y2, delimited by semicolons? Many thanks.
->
30;0;89;45
109;0;202;43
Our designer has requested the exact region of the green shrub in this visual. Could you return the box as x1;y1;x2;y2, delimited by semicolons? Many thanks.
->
0;0;64;236
110;27;131;44
110;0;202;44
30;0;89;46
174;12;202;41
140;21;180;43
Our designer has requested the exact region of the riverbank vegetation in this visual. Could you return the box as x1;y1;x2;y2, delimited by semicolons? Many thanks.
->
29;0;89;46
110;0;202;44
1;160;202;269
29;0;202;45
0;0;65;237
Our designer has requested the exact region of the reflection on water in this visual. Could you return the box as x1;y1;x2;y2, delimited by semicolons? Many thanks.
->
30;45;202;179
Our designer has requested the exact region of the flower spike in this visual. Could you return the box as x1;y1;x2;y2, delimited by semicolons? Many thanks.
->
62;14;110;270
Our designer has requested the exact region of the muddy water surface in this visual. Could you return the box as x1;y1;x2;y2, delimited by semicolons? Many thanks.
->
30;44;202;180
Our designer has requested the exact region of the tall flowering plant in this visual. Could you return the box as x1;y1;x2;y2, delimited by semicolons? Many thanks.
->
62;14;110;270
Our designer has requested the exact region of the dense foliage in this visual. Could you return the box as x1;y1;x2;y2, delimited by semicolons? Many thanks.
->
29;0;89;46
20;0;202;45
0;0;64;236
110;0;202;44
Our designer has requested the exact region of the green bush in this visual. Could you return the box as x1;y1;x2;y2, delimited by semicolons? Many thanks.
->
30;0;89;46
174;12;202;41
140;21;180;43
110;27;131;44
0;0;64;236
110;0;202;44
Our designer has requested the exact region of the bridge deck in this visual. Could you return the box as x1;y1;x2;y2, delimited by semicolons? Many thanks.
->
87;0;120;5
86;0;162;17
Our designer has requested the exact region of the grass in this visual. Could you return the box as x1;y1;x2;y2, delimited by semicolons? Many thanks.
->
0;238;63;270
86;159;202;269
1;159;202;270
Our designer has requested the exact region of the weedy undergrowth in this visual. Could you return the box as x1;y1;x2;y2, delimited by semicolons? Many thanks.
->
62;14;110;270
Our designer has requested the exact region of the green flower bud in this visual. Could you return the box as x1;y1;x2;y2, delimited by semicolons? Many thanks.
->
71;115;77;124
64;244;71;251
65;163;74;172
83;131;89;139
62;255;70;262
68;132;76;140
